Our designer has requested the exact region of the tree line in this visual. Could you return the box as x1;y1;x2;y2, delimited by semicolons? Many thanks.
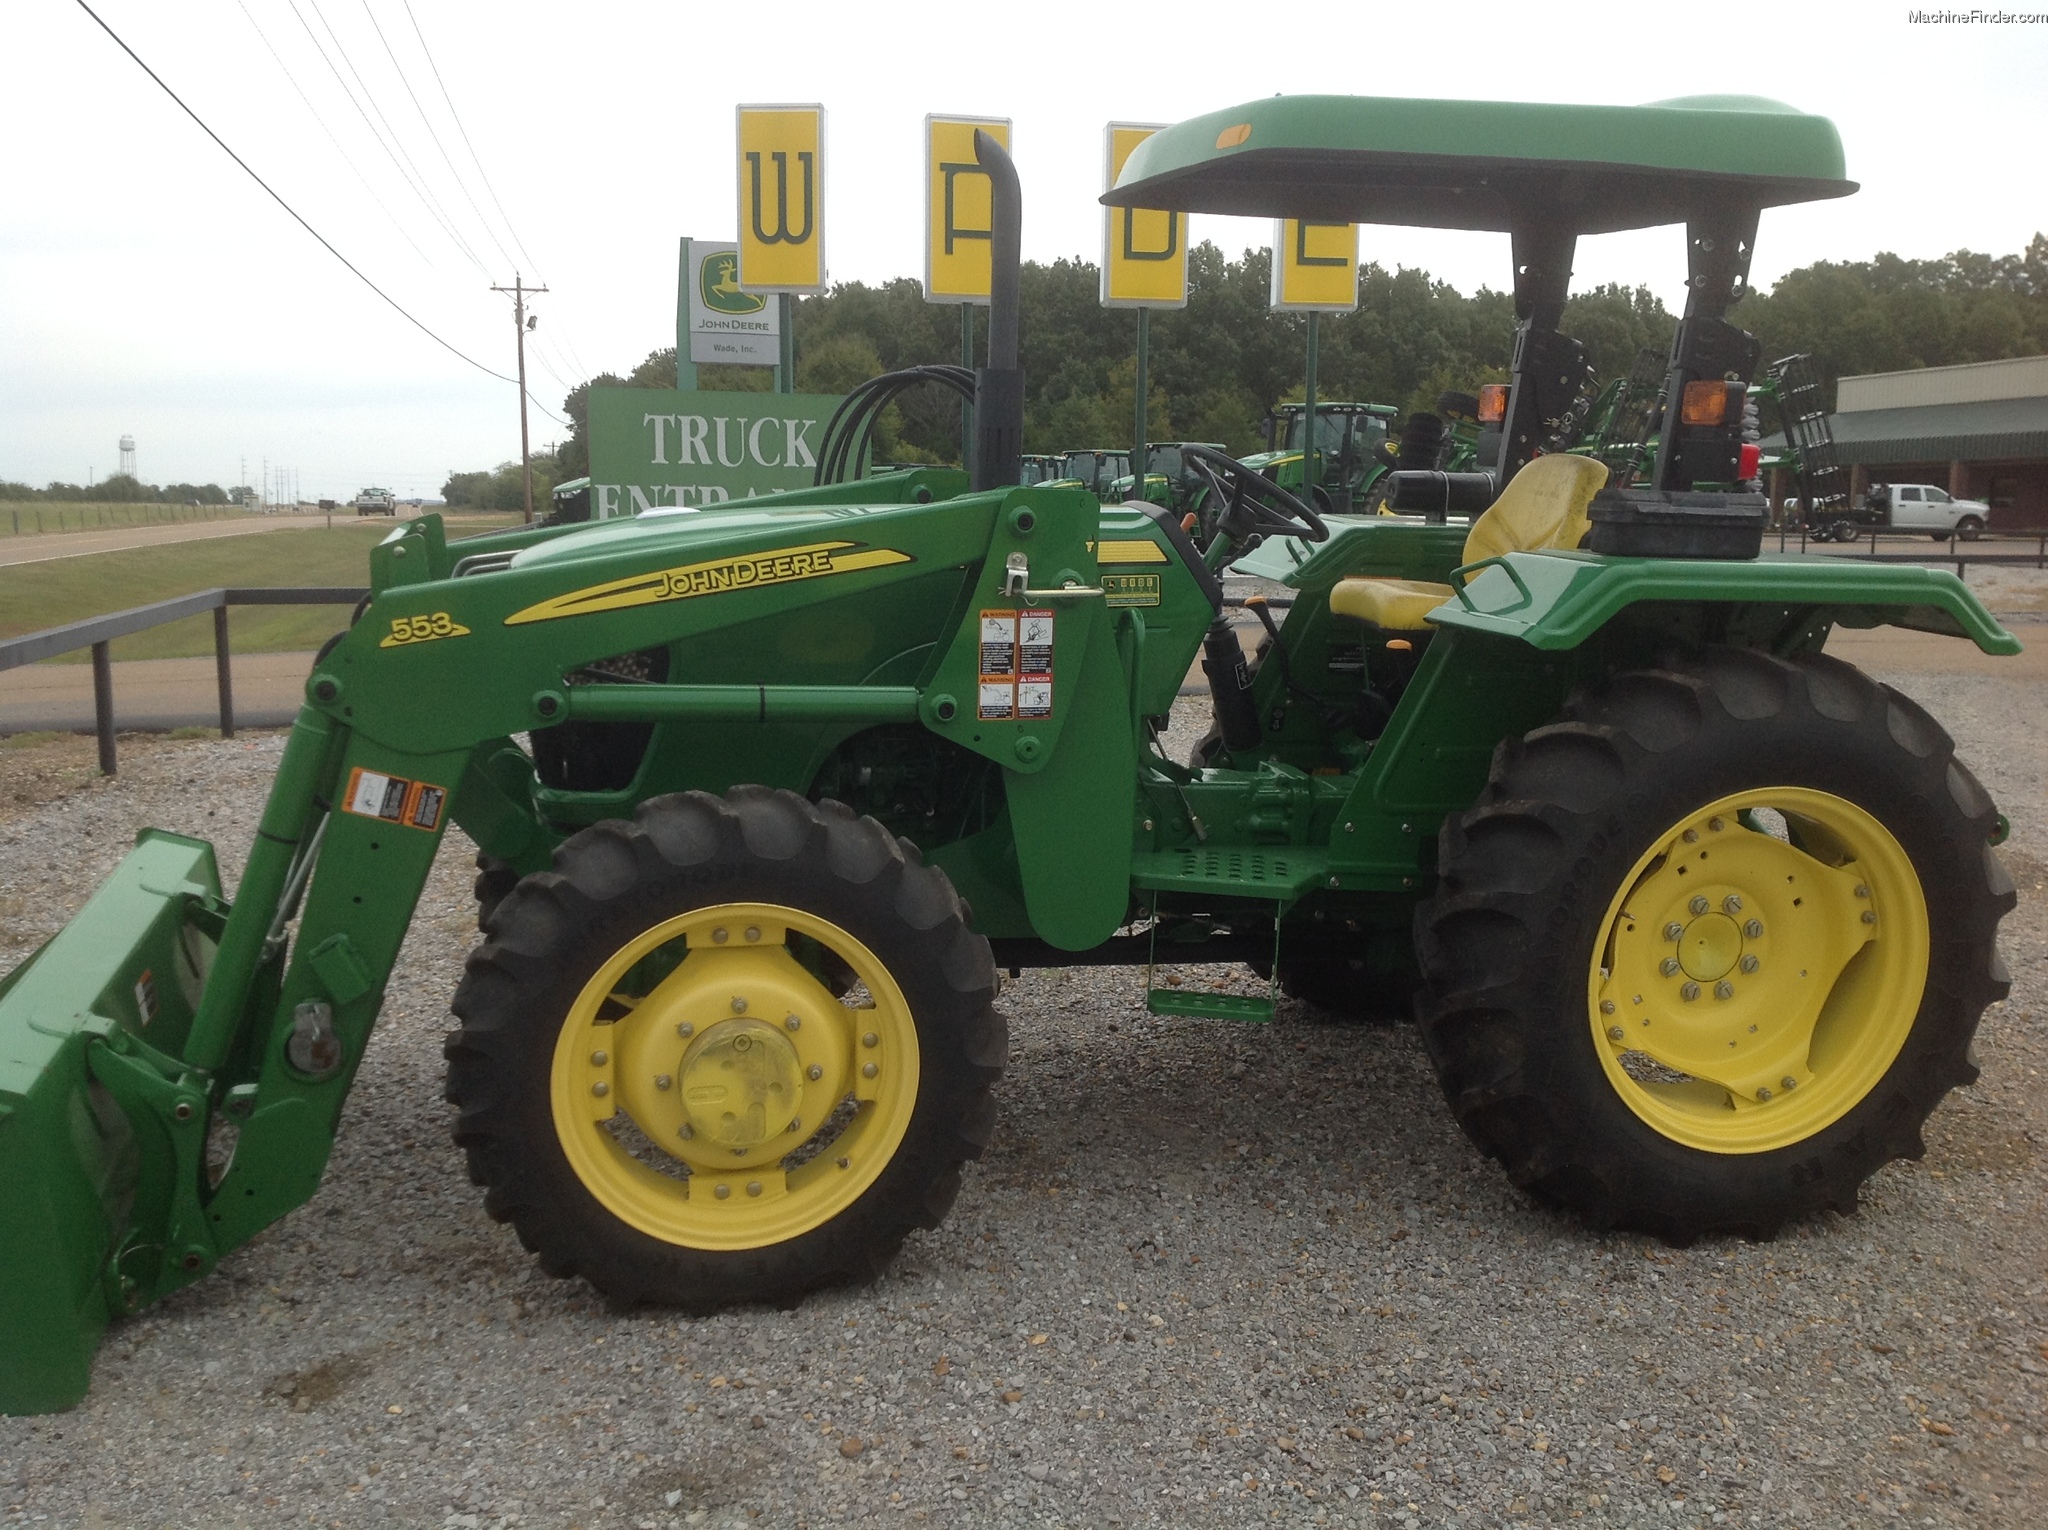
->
451;232;2044;499
0;475;243;504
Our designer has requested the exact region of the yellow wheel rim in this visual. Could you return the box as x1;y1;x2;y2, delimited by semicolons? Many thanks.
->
549;902;920;1251
1588;788;1929;1155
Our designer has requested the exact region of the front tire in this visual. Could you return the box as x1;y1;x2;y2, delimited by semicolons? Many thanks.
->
1415;649;2013;1242
1956;516;1984;542
445;788;1003;1308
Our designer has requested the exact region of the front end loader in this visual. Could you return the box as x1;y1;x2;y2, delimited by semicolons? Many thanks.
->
4;104;2020;1416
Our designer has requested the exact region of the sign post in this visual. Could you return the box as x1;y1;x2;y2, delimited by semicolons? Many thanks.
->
1269;220;1360;493
676;237;695;391
737;104;827;396
1102;125;1188;494
925;114;1012;473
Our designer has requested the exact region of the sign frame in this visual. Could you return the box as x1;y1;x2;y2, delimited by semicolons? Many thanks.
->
1269;219;1360;314
923;114;1013;306
1100;123;1189;311
736;103;828;295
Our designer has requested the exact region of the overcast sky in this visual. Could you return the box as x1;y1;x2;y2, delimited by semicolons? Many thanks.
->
2;0;2043;499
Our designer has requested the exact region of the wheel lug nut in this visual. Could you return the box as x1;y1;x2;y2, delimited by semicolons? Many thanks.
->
713;1183;731;1199
1708;817;1725;832
591;1081;609;1097
1723;894;1743;914
1607;1026;1626;1042
1680;982;1700;1002
1683;829;1699;844
1714;981;1734;1000
807;1064;823;1081
730;1147;746;1157
1862;910;1878;925
1739;955;1759;974
712;928;729;944
676;1021;695;1039
1664;923;1686;942
745;926;761;943
1743;919;1763;940
836;1156;850;1169
1688;896;1709;916
785;1014;802;1032
731;996;748;1013
862;1031;879;1048
678;1123;694;1139
1781;1076;1797;1091
1600;1000;1615;1015
862;1062;879;1079
788;1118;802;1134
1660;958;1681;977
1854;884;1869;899
746;1180;762;1197
655;1074;673;1090
590;1050;608;1066
1756;1087;1772;1102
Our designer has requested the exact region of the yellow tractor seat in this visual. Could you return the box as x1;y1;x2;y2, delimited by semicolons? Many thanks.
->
1328;453;1610;630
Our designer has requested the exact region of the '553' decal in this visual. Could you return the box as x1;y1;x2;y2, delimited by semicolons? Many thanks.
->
379;612;472;648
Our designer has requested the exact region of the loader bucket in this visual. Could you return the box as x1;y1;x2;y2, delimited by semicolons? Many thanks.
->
0;831;224;1416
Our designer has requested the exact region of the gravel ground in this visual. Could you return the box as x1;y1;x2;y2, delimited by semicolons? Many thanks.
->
1;631;2043;1530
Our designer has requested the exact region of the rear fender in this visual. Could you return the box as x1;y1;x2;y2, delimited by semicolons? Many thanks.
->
1428;550;2020;655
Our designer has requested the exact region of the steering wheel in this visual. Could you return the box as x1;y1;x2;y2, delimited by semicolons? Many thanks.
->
1181;444;1329;550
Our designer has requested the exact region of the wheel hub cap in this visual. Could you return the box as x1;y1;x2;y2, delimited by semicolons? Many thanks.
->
679;1019;802;1150
1678;912;1742;981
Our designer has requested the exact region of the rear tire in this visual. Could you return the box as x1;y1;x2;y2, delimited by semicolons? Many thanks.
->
1414;648;2013;1242
445;787;1004;1308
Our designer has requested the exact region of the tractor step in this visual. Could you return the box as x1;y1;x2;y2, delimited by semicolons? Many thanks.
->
1144;987;1274;1023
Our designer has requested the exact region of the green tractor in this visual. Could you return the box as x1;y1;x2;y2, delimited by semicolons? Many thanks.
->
1043;446;1131;500
2;99;2019;1417
1105;441;1229;512
1240;401;1401;513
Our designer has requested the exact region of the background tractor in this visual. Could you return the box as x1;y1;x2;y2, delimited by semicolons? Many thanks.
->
1;102;2018;1419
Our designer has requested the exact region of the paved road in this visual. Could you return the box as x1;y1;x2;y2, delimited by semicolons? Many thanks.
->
0;514;384;569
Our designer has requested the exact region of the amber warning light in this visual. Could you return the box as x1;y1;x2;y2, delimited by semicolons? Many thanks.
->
1682;380;1736;427
1477;384;1509;423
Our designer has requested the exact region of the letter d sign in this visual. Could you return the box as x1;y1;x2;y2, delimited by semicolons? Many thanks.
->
737;105;826;294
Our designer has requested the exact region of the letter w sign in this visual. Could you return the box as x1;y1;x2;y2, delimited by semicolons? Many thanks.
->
737;105;827;294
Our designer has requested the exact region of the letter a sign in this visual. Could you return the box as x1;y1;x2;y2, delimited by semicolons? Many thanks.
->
737;105;826;294
924;115;1012;304
1101;124;1187;310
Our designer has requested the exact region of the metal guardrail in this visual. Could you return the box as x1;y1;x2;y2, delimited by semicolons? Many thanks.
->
1771;524;2048;572
0;587;367;775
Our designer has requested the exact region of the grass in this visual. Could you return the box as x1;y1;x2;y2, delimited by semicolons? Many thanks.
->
1;514;523;661
0;500;255;537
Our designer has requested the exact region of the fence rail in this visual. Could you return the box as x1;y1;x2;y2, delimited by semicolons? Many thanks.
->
0;587;367;774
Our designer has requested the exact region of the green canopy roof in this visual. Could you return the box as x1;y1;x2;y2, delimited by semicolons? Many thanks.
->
1104;95;1855;235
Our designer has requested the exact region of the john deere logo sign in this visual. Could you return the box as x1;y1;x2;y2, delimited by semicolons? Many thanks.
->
686;243;779;366
699;251;765;316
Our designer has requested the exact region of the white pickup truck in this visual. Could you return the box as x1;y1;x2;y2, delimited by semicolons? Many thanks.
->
1864;482;1989;541
353;487;397;517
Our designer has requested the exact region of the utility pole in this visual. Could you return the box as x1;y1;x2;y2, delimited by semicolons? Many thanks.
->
491;274;549;522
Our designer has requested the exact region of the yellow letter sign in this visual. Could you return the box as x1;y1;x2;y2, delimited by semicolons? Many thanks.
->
1101;124;1188;310
924;115;1012;304
1269;220;1358;313
737;105;826;294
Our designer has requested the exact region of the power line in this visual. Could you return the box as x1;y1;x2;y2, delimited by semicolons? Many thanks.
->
231;0;439;274
284;0;490;274
356;0;521;279
70;0;518;384
398;0;589;378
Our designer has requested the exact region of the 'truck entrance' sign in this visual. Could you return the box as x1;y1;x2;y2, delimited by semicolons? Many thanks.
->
586;387;842;516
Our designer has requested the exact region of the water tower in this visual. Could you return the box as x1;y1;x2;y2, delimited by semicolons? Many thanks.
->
118;435;136;479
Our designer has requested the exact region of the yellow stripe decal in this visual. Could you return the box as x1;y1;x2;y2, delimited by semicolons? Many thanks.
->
504;541;913;626
1094;539;1170;566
